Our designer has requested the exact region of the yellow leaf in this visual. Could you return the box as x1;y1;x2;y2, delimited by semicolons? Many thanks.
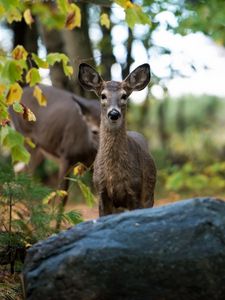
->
56;190;68;197
125;1;134;8
23;9;34;27
100;13;110;29
26;108;36;122
12;45;28;60
6;8;22;23
0;84;6;95
6;83;23;105
25;137;36;149
115;0;134;8
33;85;47;106
25;243;32;248
22;105;36;122
26;68;41;86
0;5;5;15
65;4;81;30
73;164;86;176
42;190;67;205
42;191;57;204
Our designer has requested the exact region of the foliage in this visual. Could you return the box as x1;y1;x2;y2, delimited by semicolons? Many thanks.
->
116;0;151;29
178;0;225;45
0;0;151;166
127;94;225;201
0;45;73;163
0;0;81;30
68;164;96;207
0;162;83;245
157;161;225;199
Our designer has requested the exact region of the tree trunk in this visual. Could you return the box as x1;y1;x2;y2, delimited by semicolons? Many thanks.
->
99;7;115;80
122;28;134;79
62;3;94;98
39;26;72;91
23;198;225;300
11;19;38;53
11;20;39;85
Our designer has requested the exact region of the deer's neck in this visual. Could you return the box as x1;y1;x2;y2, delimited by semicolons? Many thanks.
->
99;119;128;161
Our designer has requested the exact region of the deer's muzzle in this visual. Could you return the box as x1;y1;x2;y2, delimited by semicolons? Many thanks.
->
107;109;121;121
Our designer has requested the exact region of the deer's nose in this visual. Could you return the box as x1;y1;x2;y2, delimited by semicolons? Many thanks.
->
108;109;121;120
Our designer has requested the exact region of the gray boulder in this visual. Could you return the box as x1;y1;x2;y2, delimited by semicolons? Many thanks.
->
23;198;225;300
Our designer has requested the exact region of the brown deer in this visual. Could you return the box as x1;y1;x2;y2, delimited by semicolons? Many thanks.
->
78;63;156;216
9;84;100;206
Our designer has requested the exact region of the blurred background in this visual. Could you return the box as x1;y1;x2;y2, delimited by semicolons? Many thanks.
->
0;0;225;205
1;1;225;295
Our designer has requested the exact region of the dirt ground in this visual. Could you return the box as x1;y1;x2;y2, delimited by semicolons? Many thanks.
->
70;194;225;221
70;197;181;221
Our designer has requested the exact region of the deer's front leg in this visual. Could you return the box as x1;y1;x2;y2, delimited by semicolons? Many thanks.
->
98;189;113;217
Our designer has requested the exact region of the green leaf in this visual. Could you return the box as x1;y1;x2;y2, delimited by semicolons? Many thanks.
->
63;210;83;225
0;125;9;145
125;5;151;29
32;53;49;69
26;68;41;86
2;60;23;83
13;101;24;113
0;126;30;163
6;7;22;23
1;126;24;148
57;0;69;13
46;53;62;65
11;145;30;163
62;63;73;77
78;180;96;207
46;53;73;77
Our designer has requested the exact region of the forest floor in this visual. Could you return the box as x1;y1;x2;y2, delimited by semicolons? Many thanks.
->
69;197;180;220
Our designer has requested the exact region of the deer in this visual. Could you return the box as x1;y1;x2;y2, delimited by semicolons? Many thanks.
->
9;84;100;207
78;63;156;216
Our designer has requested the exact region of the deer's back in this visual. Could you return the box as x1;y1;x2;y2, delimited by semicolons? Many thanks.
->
9;85;98;164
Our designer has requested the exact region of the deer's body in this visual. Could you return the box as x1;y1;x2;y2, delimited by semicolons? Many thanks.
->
9;84;100;205
79;64;156;216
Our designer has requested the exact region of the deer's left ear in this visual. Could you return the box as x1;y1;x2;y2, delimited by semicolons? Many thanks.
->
124;63;151;92
78;63;103;94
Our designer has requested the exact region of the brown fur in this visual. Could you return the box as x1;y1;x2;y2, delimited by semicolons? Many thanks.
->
79;63;157;216
94;111;156;216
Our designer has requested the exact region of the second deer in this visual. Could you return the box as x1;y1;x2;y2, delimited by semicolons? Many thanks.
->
79;63;156;216
9;84;100;207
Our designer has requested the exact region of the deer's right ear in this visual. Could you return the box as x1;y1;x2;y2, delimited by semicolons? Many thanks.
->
78;63;103;94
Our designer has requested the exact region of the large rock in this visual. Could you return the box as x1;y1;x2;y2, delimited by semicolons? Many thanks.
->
23;198;225;300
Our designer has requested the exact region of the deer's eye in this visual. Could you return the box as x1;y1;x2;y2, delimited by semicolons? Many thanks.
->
121;93;127;100
101;93;107;105
121;94;127;104
101;94;107;100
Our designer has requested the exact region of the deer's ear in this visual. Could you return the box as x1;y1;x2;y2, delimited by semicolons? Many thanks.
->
79;63;103;93
124;64;151;92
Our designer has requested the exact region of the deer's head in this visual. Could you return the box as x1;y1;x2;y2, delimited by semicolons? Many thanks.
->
78;63;151;130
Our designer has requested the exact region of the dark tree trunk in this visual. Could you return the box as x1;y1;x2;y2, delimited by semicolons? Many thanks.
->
11;19;38;53
11;20;39;85
62;3;95;98
99;7;115;80
122;28;134;79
